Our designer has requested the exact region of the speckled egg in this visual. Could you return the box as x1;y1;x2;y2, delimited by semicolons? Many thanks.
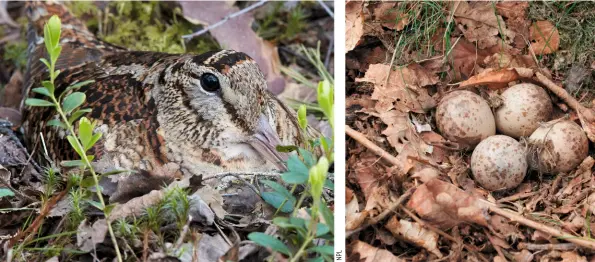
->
471;135;528;191
436;90;496;149
495;83;553;138
527;120;589;173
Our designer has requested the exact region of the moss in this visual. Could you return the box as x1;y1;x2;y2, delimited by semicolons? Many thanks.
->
255;2;309;42
65;1;219;54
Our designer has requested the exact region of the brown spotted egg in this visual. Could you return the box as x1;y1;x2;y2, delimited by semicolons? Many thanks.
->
436;90;496;149
527;120;589;173
495;83;553;138
471;135;528;191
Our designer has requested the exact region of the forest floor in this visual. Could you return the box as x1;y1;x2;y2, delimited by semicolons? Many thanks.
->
346;1;595;261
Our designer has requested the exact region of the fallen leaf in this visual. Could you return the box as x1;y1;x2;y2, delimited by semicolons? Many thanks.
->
77;219;108;252
407;178;489;229
349;240;406;262
0;71;23;110
346;1;364;52
179;2;286;94
452;1;515;49
372;2;409;31
529;21;560;55
561;251;587;262
385;216;442;258
483;53;536;70
447;38;492;80
356;63;438;114
495;2;530;48
459;68;523;89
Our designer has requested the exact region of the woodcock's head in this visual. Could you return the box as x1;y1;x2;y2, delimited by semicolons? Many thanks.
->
150;50;295;171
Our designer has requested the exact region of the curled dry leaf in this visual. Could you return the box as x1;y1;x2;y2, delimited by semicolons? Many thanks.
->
458;68;524;89
349;240;406;262
346;193;368;231
407;178;489;229
385;216;442;258
529;21;560;55
346;1;364;52
447;38;492;80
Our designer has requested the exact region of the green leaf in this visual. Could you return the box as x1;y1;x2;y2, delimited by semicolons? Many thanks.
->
32;87;51;97
46;119;66;129
287;154;309;175
261;192;294;213
62;92;86;114
316;80;333;128
51;46;62;64
281;171;308;184
39;58;51;70
61;160;86;167
297;104;307;130
307;245;334;256
275;145;298;153
247;233;291;256
62;80;94;98
47;15;62;49
298;148;315;167
319;203;334;235
87;200;104;211
78;117;93;148
273;217;308;236
0;188;14;198
41;80;54;94
306;257;325;262
68;108;92;124
316;223;330;237
25;98;54;107
87;133;102;151
260;180;294;201
66;135;84;157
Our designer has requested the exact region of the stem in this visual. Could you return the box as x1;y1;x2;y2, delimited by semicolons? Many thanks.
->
290;234;314;262
49;95;123;262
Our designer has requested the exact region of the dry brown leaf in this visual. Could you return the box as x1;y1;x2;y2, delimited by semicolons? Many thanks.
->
356;63;438;114
372;2;409;31
459;68;523;89
495;2;530;48
350;240;406;262
561;251;587;262
448;38;492;80
385;216;442;258
346;1;364;52
578;110;595;142
529;21;560;55
407;178;489;229
452;1;515;49
0;71;22;110
483;53;537;69
77;219;108;252
346;194;368;231
512;249;535;262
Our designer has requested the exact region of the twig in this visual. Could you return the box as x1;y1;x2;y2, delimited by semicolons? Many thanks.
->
346;125;405;173
346;188;414;238
484;229;507;262
8;187;69;248
533;72;595;122
401;207;489;262
481;200;595;250
517;242;577;251
316;0;334;18
182;0;268;40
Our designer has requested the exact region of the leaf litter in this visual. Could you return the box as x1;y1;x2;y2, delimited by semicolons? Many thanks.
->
346;1;595;261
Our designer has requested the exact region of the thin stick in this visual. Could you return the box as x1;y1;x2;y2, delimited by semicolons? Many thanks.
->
346;125;404;173
182;0;268;40
482;200;595;250
402;207;489;262
534;72;595;122
517;242;577;251
346;188;414;238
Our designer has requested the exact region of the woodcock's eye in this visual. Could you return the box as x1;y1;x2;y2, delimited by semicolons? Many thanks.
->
200;73;221;92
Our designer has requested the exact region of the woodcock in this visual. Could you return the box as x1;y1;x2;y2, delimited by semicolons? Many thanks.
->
22;2;315;193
